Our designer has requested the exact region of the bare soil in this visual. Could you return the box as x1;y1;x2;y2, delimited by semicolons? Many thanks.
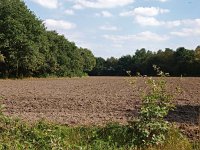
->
0;77;199;140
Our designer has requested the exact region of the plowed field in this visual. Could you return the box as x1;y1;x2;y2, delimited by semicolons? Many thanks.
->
0;77;199;140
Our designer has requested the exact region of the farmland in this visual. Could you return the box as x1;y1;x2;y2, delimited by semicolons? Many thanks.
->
0;77;199;140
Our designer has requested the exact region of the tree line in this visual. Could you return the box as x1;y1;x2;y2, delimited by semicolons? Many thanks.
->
0;0;96;78
1;0;200;78
89;46;200;76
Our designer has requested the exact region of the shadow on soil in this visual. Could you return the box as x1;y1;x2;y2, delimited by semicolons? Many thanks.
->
124;105;200;125
166;105;200;125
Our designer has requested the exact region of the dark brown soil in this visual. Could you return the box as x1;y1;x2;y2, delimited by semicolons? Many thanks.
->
0;77;199;140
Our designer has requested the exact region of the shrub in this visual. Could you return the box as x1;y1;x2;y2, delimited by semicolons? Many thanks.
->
131;65;175;147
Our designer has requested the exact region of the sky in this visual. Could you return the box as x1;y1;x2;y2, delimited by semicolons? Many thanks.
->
23;0;200;58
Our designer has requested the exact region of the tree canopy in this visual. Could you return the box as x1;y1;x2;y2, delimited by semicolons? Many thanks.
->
0;0;96;78
89;47;200;77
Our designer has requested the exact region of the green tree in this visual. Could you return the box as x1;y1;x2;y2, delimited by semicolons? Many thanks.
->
148;49;176;75
105;57;118;75
79;48;96;72
174;47;195;76
89;57;106;76
43;31;72;76
133;48;153;75
193;46;200;75
117;55;134;75
0;52;4;62
195;45;200;61
0;0;47;77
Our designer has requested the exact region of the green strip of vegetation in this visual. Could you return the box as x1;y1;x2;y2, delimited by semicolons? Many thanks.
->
90;46;200;76
0;114;196;150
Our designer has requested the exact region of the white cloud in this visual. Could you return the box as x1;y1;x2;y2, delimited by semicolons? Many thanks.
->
73;0;134;9
121;8;200;28
44;19;76;30
64;9;75;15
171;28;200;37
165;20;181;28
170;28;200;37
119;7;173;27
100;25;118;31
169;19;200;37
31;0;59;9
134;7;169;16
134;17;200;27
135;31;169;41
120;7;169;17
135;16;161;26
181;19;200;26
103;31;169;42
120;6;200;29
95;11;113;17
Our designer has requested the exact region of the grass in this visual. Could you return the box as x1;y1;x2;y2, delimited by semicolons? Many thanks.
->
0;113;198;150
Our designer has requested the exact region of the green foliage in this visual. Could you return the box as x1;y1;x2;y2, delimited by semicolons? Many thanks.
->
130;66;175;147
89;57;106;76
0;0;96;78
0;0;47;77
80;48;96;72
89;46;200;76
195;45;200;60
0;52;4;62
0;113;194;150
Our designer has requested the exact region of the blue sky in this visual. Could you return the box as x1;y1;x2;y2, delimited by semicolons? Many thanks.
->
24;0;200;58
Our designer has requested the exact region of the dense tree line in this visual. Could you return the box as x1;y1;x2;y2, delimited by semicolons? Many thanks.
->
89;46;200;76
0;0;96;78
1;0;199;78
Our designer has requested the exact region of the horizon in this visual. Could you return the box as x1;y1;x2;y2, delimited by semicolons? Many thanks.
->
24;0;200;58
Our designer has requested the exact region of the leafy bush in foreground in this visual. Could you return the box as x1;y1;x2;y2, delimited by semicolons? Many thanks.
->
0;114;194;150
130;66;175;147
